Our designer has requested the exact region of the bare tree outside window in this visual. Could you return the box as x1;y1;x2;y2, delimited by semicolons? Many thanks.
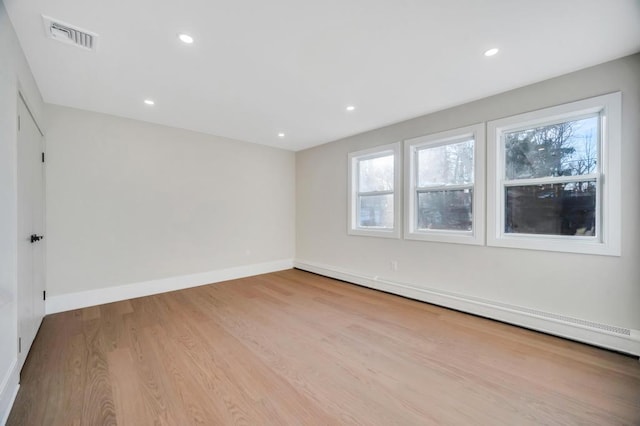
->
416;139;474;231
418;140;474;186
504;116;598;236
357;154;394;228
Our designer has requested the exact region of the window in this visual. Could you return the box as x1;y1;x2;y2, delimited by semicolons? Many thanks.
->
404;124;485;244
487;92;621;255
348;142;401;238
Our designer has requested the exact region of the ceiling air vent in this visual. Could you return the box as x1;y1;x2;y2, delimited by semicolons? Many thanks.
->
42;15;98;51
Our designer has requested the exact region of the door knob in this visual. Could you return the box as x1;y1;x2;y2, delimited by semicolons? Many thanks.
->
30;234;43;243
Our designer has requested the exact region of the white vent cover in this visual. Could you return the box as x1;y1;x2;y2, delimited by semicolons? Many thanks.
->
42;15;98;51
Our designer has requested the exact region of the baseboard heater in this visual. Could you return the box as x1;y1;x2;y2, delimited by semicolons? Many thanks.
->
293;260;640;357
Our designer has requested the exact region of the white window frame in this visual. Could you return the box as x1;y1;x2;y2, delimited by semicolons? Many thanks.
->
404;124;485;245
348;142;401;238
487;92;621;256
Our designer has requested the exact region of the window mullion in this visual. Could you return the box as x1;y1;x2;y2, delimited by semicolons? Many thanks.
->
503;173;599;187
358;190;394;197
416;183;474;192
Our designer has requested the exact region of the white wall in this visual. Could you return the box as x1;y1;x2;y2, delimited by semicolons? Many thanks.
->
296;54;640;350
0;0;45;421
45;105;295;300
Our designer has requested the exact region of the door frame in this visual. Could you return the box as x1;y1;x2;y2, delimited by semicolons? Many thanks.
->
16;90;46;371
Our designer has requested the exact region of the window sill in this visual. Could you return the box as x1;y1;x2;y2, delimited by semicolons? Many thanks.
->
348;228;400;239
405;229;483;245
487;234;620;256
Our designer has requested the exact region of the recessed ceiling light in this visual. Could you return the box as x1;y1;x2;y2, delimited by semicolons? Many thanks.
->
484;48;499;57
144;99;155;105
178;33;194;44
278;132;285;138
346;105;356;111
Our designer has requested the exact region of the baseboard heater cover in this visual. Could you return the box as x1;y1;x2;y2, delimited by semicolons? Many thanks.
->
293;260;639;357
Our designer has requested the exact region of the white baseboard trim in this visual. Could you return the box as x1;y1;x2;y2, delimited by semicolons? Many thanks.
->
0;359;19;426
46;259;294;314
294;260;640;357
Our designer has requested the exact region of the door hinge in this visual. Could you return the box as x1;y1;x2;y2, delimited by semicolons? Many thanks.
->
18;115;21;131
42;152;45;163
43;290;46;301
18;337;21;353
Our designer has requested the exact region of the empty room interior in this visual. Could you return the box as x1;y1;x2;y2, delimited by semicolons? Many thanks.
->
2;0;640;424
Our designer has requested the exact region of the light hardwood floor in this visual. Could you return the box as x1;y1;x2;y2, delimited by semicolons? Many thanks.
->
8;269;640;425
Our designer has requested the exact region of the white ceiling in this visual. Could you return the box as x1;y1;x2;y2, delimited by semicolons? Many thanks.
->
5;0;640;151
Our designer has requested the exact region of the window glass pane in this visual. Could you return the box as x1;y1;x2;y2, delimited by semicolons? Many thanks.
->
359;194;393;228
417;139;474;187
505;116;598;180
358;155;394;193
417;189;472;231
505;181;596;236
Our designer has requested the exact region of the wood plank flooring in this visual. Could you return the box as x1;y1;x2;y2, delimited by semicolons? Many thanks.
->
8;269;640;425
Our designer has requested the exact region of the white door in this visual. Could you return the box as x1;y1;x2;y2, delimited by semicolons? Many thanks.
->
17;95;45;369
